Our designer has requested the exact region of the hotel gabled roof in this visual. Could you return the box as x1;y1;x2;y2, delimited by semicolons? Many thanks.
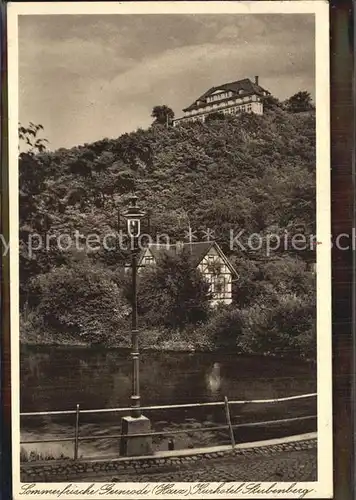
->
183;78;270;112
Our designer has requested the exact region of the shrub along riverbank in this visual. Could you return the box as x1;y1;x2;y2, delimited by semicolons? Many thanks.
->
20;224;315;361
21;260;315;361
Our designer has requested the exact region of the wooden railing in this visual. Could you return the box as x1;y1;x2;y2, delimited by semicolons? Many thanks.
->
20;392;317;461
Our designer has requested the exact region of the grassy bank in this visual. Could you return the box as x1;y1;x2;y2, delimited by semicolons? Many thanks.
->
20;445;73;462
20;324;203;352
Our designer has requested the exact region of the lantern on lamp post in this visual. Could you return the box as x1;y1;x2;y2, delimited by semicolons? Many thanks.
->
124;197;146;239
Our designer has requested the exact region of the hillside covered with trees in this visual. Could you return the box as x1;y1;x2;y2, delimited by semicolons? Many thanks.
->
20;97;316;359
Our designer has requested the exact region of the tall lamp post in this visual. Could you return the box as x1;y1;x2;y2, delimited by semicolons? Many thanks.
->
120;195;152;456
123;195;145;418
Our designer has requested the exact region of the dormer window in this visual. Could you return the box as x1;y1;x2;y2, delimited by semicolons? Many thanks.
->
207;90;233;104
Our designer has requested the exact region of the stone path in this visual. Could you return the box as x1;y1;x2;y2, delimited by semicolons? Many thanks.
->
104;449;317;482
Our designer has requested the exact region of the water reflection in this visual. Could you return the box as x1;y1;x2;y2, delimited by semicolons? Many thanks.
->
206;362;221;395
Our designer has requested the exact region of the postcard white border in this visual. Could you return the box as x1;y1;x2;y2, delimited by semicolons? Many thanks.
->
8;2;332;499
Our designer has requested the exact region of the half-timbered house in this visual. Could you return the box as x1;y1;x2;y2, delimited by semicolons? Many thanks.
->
138;241;238;306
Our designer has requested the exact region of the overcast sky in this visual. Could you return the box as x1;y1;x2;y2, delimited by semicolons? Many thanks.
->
19;14;315;150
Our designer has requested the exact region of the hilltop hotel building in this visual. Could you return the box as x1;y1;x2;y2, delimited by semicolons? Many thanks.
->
173;76;270;126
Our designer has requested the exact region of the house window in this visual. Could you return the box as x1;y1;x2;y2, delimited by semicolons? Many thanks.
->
204;274;211;292
214;275;227;299
144;256;154;264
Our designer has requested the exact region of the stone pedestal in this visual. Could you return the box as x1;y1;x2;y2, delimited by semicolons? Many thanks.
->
120;415;152;457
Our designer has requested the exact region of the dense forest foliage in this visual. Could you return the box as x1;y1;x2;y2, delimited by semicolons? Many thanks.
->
20;100;316;359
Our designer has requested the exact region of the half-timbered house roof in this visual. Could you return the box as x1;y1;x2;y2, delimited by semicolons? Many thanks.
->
138;241;239;277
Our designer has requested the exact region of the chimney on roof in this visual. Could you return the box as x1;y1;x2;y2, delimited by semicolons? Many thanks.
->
255;75;259;85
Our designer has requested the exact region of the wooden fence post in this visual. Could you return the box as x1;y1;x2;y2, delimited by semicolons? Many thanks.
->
224;396;235;449
74;404;80;460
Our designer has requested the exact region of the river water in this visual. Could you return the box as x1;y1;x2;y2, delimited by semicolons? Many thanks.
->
20;345;317;459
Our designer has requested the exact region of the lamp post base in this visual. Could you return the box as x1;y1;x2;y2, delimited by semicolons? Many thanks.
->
120;415;152;457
